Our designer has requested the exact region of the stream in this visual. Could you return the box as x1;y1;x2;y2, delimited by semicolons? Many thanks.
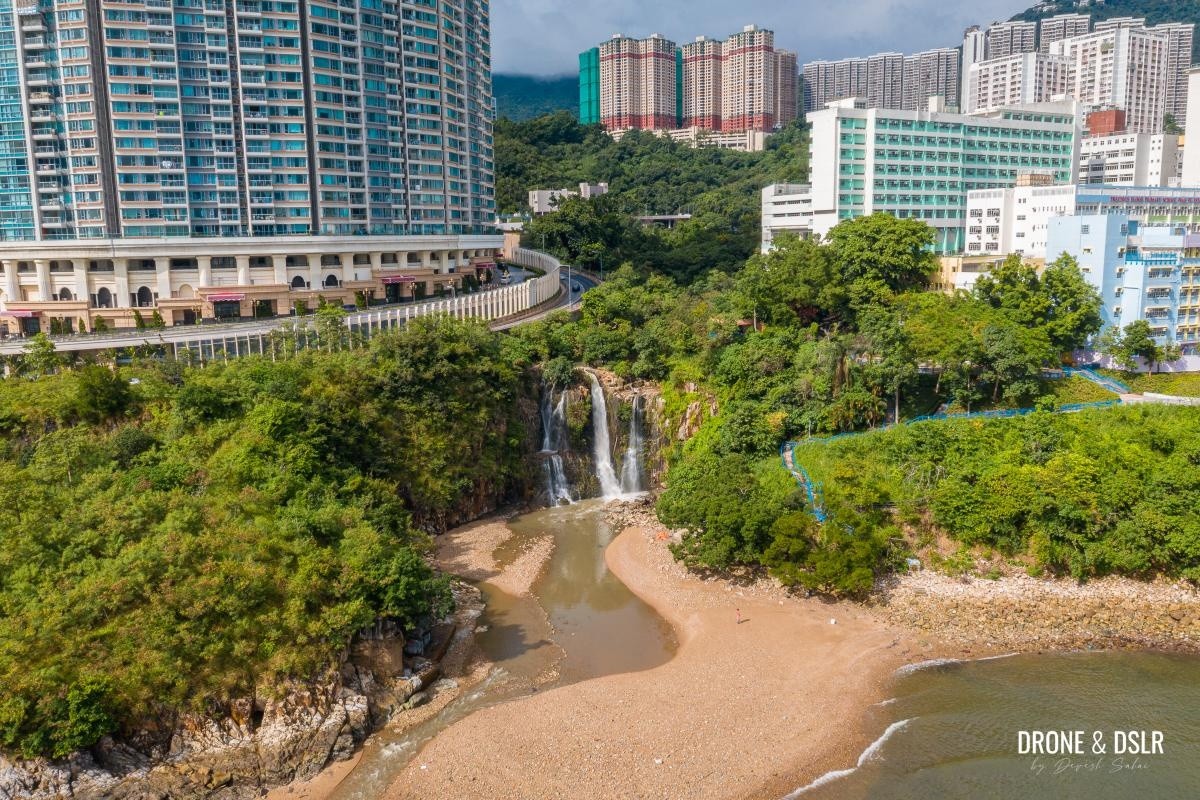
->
325;500;675;799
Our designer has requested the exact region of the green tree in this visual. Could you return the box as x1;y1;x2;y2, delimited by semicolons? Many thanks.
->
734;234;844;327
825;213;938;294
1106;320;1163;372
74;364;134;423
975;253;1102;354
22;333;61;377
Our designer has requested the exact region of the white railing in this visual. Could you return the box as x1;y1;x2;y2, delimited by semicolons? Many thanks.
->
0;253;563;357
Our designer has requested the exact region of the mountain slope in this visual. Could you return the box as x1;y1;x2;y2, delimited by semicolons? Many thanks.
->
494;74;578;121
1013;0;1200;57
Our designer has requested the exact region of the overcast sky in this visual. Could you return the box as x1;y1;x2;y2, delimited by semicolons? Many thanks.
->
491;0;1032;75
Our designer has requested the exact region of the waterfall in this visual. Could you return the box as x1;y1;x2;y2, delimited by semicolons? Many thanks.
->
539;384;574;505
619;393;644;494
587;372;623;499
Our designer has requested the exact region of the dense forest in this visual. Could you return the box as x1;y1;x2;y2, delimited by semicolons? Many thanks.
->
500;113;809;281
0;318;537;759
493;74;578;121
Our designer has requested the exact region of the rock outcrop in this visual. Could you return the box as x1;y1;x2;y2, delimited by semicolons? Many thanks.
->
0;584;483;800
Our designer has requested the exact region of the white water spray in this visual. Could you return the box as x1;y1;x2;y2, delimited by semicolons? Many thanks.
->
587;372;623;499
618;393;644;494
539;385;574;505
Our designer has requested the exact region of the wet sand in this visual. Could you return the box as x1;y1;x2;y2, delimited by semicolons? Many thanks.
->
385;526;945;800
269;516;557;800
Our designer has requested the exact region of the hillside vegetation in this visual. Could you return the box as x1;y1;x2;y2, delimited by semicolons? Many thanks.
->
0;318;531;759
796;406;1200;581
501;113;810;281
505;208;1193;597
494;74;578;121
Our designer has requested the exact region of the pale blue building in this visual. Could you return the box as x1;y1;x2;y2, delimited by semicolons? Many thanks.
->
1048;215;1200;353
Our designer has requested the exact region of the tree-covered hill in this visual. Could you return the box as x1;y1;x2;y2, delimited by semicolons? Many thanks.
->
494;74;578;121
0;318;533;759
497;111;809;217
1013;0;1200;58
498;112;810;281
514;212;1198;597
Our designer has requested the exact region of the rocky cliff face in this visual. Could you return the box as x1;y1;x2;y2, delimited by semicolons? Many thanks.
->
0;585;482;800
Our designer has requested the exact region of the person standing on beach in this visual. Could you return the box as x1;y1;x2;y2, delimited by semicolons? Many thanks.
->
736;608;742;625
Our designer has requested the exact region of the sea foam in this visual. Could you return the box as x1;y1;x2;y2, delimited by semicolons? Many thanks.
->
781;718;912;798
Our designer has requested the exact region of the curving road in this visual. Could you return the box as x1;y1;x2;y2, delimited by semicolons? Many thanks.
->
490;267;598;331
0;265;598;356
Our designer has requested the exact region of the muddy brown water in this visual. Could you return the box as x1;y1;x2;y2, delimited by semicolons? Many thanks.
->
325;499;676;799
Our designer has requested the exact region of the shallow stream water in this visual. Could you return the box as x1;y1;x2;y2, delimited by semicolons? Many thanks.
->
325;500;675;800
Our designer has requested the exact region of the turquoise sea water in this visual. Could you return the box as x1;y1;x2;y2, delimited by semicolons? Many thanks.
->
792;651;1200;800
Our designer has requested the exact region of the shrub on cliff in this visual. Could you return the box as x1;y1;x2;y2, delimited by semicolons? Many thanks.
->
0;318;522;759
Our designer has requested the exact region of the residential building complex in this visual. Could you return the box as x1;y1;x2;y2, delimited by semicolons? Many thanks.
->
807;98;1080;253
1079;132;1180;187
1049;26;1170;134
610;125;767;152
964;52;1070;114
680;37;723;130
902;49;960;117
960;27;987;111
984;20;1038;59
1152;22;1195;126
802;48;959;114
1049;216;1200;352
593;33;679;131
965;175;1077;260
1184;69;1200;187
760;183;813;251
1038;13;1091;53
5;0;495;242
581;26;797;136
0;0;501;334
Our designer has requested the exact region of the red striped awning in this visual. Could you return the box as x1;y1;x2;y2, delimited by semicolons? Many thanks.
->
381;275;415;284
3;309;35;318
207;293;246;302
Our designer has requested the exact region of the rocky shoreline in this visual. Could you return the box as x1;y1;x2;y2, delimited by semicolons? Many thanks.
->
606;498;1200;655
878;570;1200;654
0;584;484;800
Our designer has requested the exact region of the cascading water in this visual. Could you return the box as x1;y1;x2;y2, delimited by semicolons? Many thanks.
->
539;385;574;505
587;372;623;499
619;393;644;495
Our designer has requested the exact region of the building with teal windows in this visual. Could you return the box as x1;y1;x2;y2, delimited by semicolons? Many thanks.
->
807;97;1080;253
579;47;600;125
0;0;33;242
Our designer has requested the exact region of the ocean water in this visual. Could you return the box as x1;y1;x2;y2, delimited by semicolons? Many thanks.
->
790;651;1200;800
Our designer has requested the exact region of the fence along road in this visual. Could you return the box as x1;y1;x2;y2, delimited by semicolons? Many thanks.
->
0;248;564;360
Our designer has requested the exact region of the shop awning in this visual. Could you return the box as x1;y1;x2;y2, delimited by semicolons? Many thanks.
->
473;261;496;269
208;293;246;302
3;309;35;318
381;275;416;284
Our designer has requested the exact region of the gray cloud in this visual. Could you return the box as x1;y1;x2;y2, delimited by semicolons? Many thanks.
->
492;0;1032;75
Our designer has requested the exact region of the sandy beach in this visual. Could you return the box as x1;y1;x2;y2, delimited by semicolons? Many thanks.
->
383;525;947;800
268;515;555;800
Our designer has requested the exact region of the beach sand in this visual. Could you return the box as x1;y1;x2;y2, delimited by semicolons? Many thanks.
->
384;525;945;800
268;515;553;800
